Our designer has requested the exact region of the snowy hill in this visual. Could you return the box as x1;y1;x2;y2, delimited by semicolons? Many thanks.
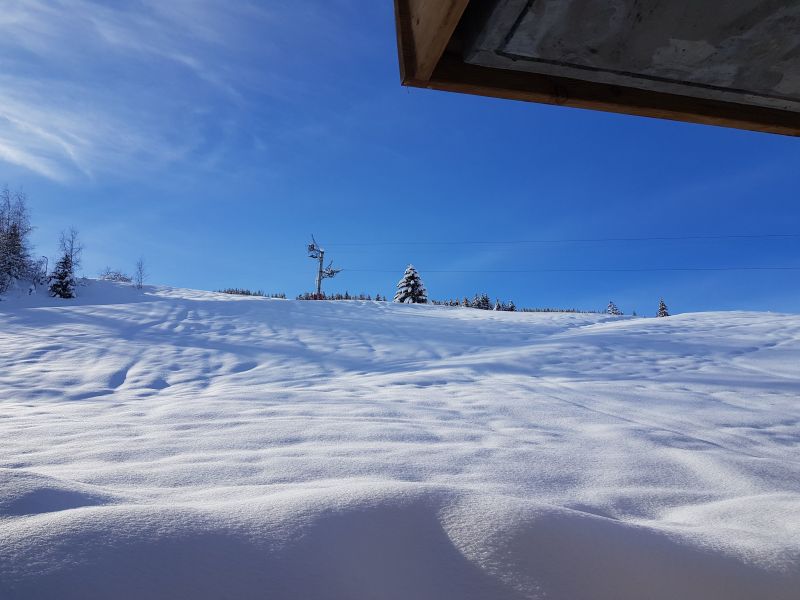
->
1;281;798;600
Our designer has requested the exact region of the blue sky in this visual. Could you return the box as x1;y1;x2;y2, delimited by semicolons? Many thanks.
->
1;0;798;314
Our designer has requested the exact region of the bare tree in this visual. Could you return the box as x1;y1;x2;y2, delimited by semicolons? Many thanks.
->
307;235;341;297
59;227;83;271
0;187;33;239
134;257;147;289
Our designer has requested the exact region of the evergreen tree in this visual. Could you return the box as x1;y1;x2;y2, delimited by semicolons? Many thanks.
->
507;300;516;312
0;188;34;294
657;298;669;318
393;265;427;304
49;254;76;299
472;293;491;310
494;299;502;311
607;301;622;316
49;229;82;299
0;224;29;290
462;296;471;308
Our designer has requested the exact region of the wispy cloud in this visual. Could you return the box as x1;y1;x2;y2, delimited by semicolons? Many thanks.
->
0;0;290;181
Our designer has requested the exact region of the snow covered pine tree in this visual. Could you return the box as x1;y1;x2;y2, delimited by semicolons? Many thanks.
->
49;229;82;299
49;253;76;299
657;298;669;317
0;223;29;294
393;265;427;304
472;293;491;310
0;188;34;294
607;301;623;316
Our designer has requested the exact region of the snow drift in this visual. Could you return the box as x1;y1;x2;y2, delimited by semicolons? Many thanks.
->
1;281;798;599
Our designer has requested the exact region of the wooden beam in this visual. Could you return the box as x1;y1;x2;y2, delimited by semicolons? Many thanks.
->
393;0;412;83
393;1;799;136
395;0;470;83
403;53;800;137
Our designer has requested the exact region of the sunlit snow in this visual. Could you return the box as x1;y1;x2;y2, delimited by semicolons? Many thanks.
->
1;281;798;599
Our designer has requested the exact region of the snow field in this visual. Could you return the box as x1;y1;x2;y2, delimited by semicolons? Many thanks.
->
1;281;798;599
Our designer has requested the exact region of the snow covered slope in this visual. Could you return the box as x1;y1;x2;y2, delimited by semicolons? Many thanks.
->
1;281;798;599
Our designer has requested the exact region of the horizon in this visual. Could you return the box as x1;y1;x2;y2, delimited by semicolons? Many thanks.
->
1;1;798;314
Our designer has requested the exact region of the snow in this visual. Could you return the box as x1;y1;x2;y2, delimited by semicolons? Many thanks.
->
1;280;798;599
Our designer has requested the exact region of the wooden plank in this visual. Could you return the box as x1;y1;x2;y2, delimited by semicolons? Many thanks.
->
403;53;800;137
393;0;413;84
398;0;470;82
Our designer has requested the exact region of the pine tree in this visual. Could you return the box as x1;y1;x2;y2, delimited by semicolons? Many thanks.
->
607;301;622;316
657;298;669;318
462;296;471;308
494;299;502;311
2;224;30;280
472;293;491;310
0;224;24;293
393;265;427;304
0;188;34;294
49;229;82;299
507;300;516;312
49;254;76;299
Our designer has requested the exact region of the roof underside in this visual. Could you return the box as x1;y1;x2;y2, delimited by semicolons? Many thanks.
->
394;0;800;136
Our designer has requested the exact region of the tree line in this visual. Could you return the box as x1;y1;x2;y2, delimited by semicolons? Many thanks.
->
3;204;671;318
299;242;672;316
430;294;516;311
218;288;286;298
0;187;146;300
296;291;387;301
293;238;675;315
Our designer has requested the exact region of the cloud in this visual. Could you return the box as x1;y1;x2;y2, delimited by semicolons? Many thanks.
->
0;0;284;181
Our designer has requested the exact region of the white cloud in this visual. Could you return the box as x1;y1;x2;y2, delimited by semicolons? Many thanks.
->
0;0;282;181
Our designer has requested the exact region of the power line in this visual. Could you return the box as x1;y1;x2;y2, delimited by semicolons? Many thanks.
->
343;266;800;274
326;233;800;247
